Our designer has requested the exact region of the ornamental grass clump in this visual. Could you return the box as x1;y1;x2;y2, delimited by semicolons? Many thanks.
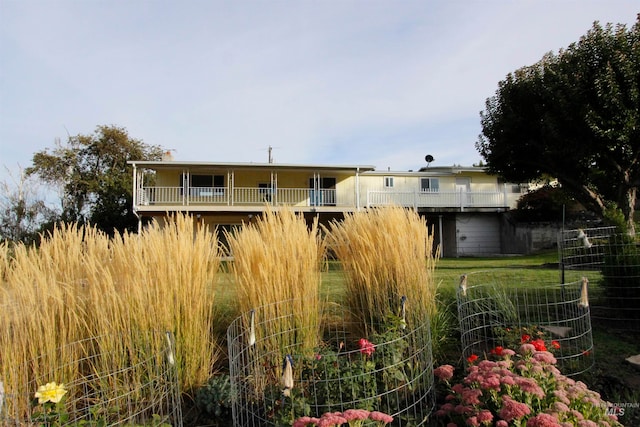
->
324;206;438;334
224;207;326;356
105;213;221;390
434;342;622;427
1;214;221;420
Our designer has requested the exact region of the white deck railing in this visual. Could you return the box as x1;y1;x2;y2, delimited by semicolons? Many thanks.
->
137;187;341;207
136;186;514;209
366;190;510;209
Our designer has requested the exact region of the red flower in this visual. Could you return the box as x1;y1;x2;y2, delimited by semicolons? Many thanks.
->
521;334;531;343
467;354;479;364
490;346;504;356
358;338;375;357
530;339;547;352
551;340;561;349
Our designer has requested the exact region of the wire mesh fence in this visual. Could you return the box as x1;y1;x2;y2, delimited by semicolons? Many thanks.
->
559;226;640;329
457;274;594;377
227;300;435;426
0;330;182;426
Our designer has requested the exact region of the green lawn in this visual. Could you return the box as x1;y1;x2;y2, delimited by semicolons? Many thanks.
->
215;251;640;425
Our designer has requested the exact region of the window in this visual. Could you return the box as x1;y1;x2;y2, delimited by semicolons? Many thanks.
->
185;174;225;187
192;174;213;187
421;178;439;192
183;174;226;196
384;176;394;188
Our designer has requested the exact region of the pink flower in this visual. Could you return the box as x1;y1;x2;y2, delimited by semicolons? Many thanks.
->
533;351;557;365
358;338;375;357
342;409;369;422
480;375;501;391
553;389;570;405
317;412;347;427
478;360;497;370
461;387;483;405
501;348;516;357
500;375;516;386
434;364;455;381
499;395;531;421
514;377;545;398
368;411;393;424
526;413;562;427
550;401;570;413
519;343;536;355
466;416;479;426
496;421;508;427
569;409;584;420
477;409;493;425
454;404;473;415
293;416;320;427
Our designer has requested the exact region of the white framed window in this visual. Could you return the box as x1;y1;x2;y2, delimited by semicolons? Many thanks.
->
384;176;394;188
421;178;439;192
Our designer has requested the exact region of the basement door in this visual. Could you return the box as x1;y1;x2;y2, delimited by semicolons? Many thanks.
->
455;214;501;256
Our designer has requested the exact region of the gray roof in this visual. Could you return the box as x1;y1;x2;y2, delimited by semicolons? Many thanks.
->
127;160;377;172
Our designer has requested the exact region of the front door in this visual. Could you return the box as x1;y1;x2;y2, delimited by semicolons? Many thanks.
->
456;178;471;208
309;176;336;206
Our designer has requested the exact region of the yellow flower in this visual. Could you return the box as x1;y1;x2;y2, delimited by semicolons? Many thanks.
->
34;382;67;404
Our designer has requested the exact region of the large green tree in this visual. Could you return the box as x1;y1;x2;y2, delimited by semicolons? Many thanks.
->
27;125;164;235
477;17;639;233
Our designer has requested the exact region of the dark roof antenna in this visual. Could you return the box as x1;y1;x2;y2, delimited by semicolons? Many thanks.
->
424;154;434;167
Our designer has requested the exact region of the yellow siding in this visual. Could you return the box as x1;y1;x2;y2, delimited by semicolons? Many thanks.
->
274;172;309;188
155;171;180;186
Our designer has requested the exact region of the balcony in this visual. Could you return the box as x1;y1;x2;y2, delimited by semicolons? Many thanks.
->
135;185;516;212
136;186;340;208
366;189;515;211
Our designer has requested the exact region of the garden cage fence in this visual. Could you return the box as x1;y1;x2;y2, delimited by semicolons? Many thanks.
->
0;330;182;426
227;299;435;427
558;226;640;329
456;273;594;377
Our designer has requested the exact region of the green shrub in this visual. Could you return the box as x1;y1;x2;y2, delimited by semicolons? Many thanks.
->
601;232;640;318
194;374;233;419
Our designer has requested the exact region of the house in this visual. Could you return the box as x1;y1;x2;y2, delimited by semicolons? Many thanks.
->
128;159;524;257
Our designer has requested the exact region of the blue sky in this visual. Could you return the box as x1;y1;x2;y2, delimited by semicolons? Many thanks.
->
1;0;637;183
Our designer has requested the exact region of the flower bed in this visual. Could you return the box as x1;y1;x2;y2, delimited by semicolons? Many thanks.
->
457;279;594;376
433;343;622;426
227;300;435;426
